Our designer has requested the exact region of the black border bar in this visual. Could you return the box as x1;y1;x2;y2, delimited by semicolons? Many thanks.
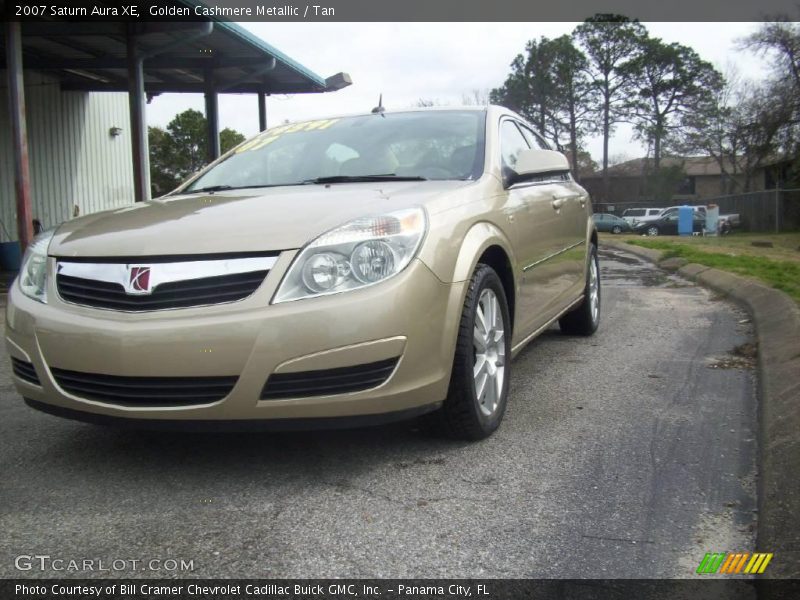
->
3;0;800;22
3;579;800;600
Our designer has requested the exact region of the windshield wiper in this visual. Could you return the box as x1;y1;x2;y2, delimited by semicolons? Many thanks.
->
186;184;288;194
186;185;241;194
301;174;428;185
186;176;427;194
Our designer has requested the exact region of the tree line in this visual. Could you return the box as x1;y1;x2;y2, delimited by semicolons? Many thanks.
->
490;15;800;198
149;109;245;196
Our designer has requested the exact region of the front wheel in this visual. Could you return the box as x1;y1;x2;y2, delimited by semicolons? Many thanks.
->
611;225;622;234
559;243;600;336
646;225;659;236
434;263;512;440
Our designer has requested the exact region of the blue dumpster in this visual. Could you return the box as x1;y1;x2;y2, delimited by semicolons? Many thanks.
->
678;205;694;236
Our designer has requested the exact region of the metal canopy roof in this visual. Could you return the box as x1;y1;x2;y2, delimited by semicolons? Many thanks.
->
1;9;350;95
2;4;352;237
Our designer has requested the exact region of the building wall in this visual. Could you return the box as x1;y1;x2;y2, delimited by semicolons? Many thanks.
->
0;71;134;242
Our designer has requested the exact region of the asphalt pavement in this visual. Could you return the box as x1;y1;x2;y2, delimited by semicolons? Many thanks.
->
0;246;758;579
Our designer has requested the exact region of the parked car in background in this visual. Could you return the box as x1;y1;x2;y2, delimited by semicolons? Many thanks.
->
593;213;632;234
634;211;706;236
622;207;661;225
7;105;601;441
659;205;705;219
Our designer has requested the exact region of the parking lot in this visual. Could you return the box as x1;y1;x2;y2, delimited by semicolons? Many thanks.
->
0;246;758;579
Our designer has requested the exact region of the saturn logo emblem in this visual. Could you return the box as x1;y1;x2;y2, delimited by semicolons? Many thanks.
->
127;266;152;295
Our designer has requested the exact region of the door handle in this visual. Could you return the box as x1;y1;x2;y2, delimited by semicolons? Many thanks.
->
552;194;580;210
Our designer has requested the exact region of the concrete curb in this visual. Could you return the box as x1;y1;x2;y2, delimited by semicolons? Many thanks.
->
602;240;800;581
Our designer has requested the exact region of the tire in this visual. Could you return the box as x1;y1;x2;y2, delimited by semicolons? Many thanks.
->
559;243;600;336
646;225;659;236
433;263;512;440
611;225;622;234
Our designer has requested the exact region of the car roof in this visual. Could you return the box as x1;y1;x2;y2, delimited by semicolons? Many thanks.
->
267;105;489;124
260;104;530;130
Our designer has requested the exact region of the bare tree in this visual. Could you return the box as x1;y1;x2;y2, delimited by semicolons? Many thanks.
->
681;66;743;194
461;89;491;106
742;20;800;93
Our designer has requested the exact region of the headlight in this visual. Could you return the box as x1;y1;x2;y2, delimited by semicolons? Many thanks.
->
18;231;54;304
273;207;426;303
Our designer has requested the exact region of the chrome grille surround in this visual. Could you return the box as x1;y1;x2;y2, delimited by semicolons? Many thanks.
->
55;255;278;312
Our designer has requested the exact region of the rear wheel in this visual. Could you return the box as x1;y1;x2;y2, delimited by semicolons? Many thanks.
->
559;243;600;336
646;225;659;236
434;263;511;440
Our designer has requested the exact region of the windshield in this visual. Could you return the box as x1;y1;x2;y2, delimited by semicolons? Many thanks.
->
184;110;486;192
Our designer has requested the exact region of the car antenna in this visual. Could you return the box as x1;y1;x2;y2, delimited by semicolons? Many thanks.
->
371;93;385;116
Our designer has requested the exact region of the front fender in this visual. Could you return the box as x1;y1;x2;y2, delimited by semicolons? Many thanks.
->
417;219;519;380
420;220;518;285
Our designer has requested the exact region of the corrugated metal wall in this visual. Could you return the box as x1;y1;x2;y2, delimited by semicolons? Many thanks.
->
0;71;135;242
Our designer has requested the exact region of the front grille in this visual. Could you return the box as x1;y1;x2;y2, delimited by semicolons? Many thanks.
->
57;270;268;311
261;357;399;400
51;368;238;406
12;358;40;385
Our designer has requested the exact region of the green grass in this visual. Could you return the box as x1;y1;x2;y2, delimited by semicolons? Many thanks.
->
624;237;800;304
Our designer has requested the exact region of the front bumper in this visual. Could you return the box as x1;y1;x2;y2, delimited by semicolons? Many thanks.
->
6;257;464;423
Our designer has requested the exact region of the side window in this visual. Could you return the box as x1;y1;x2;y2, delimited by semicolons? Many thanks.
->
499;120;530;172
517;123;550;150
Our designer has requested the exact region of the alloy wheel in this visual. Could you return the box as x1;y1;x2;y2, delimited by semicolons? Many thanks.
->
473;288;506;417
589;255;600;324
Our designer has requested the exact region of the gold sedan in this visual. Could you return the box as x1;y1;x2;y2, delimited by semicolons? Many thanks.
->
7;106;599;439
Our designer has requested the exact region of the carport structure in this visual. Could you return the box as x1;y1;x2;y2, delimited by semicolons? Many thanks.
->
3;8;351;250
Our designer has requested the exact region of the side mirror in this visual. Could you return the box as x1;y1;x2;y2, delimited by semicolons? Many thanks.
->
509;149;570;186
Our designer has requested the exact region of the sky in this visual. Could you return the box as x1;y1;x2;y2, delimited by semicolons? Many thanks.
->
145;22;767;164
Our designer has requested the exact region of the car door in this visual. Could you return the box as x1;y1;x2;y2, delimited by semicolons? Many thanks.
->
661;214;679;234
593;214;604;231
517;122;586;292
500;119;578;338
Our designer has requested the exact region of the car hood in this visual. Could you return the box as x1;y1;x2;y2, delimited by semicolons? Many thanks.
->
49;180;470;258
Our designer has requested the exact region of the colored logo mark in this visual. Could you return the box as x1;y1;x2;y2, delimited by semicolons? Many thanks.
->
697;552;773;574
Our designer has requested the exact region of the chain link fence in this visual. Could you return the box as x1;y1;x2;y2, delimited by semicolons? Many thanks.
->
593;189;800;233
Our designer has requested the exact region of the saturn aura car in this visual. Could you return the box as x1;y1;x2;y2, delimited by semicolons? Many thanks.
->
8;106;600;440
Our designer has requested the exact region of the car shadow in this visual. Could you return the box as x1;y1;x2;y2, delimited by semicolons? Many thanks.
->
34;414;476;489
